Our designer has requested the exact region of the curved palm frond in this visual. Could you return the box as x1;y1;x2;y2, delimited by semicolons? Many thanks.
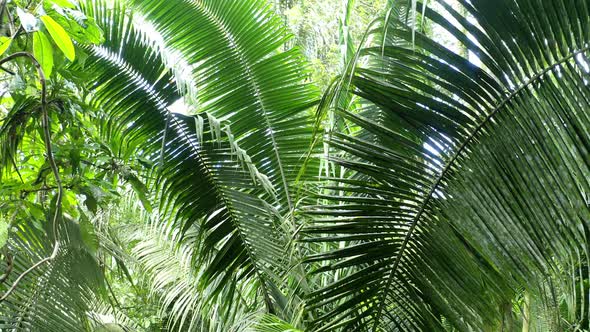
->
76;0;318;324
252;314;304;332
94;194;276;332
125;222;263;331
305;0;590;330
128;0;322;212
0;217;104;331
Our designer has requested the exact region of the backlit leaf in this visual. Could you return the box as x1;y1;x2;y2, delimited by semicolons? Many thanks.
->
41;15;75;61
33;31;54;77
0;37;12;57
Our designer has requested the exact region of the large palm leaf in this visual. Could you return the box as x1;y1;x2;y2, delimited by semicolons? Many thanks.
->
0;217;104;331
77;0;319;325
129;0;322;212
305;0;590;330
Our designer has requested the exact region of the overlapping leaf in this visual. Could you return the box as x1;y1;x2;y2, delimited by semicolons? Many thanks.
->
0;218;104;331
129;0;322;212
77;0;319;324
305;0;590;330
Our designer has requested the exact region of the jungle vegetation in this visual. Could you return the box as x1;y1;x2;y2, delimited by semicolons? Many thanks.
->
0;0;589;331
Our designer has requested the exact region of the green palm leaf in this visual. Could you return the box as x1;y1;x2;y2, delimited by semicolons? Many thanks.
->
0;218;104;331
76;0;317;324
305;0;590;330
129;0;322;212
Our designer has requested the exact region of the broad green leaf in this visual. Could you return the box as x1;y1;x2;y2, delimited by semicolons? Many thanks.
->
0;37;11;57
23;202;45;221
41;15;75;61
33;31;54;77
0;220;7;248
83;192;98;213
80;219;98;255
80;17;105;44
46;0;76;8
51;12;104;44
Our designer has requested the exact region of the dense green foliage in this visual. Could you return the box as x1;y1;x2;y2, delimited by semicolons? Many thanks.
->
0;0;589;331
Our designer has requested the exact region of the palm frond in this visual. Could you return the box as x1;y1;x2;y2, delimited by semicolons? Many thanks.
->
77;0;313;324
305;0;590;330
125;222;263;331
129;0;322;212
0;217;104;331
252;314;304;332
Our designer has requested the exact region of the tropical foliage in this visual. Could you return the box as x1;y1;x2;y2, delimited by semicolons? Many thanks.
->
0;0;589;331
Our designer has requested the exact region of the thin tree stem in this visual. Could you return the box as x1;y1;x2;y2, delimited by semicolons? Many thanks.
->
0;250;12;284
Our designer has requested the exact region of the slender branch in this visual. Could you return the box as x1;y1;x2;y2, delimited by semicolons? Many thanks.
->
104;275;122;309
9;151;24;183
0;52;62;302
5;6;13;36
0;251;13;284
81;159;112;170
0;0;7;27
0;65;14;75
20;184;74;197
